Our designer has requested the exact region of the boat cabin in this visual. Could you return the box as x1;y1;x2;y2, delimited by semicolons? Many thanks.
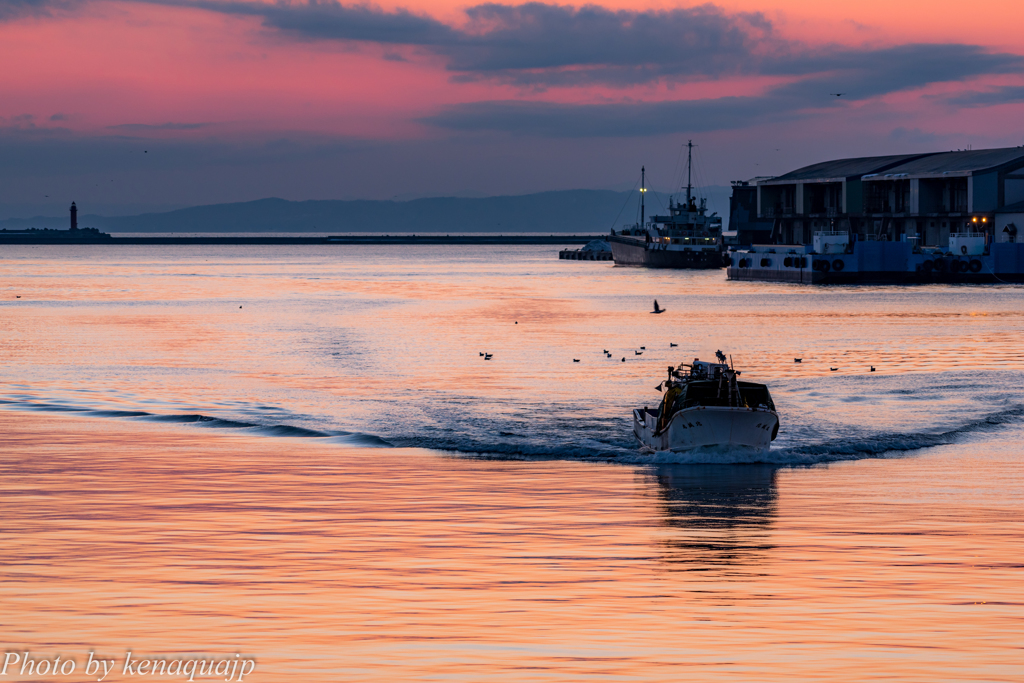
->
682;360;730;380
652;358;776;430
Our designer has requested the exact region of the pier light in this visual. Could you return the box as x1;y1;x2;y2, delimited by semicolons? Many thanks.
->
982;217;987;222
640;188;647;193
973;217;978;223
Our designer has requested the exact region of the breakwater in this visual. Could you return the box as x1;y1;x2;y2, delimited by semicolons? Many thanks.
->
0;233;601;246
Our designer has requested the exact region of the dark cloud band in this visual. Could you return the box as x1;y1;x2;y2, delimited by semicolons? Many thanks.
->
5;0;1022;139
155;0;1019;90
6;0;1021;96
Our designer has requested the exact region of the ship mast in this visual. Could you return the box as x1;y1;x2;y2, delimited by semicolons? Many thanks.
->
685;140;693;207
640;165;646;227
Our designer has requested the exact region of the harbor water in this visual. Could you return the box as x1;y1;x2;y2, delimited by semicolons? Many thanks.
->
1;245;1023;681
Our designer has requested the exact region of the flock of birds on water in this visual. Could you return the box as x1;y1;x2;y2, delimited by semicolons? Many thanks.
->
474;302;878;373
15;294;882;374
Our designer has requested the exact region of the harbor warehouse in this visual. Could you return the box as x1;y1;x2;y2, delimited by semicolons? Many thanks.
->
728;147;1024;283
756;147;1024;246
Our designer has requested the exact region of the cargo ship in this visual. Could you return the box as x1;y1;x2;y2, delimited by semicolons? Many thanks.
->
609;142;725;269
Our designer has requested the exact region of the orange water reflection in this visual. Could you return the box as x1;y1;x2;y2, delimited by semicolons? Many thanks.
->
2;246;1024;680
2;412;1023;681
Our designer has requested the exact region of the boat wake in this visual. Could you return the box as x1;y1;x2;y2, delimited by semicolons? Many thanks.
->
394;403;1024;465
2;370;1021;466
0;398;393;448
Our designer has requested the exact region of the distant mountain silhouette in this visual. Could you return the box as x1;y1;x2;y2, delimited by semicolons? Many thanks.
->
0;188;731;233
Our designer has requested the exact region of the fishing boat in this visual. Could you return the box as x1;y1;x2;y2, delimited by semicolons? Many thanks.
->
609;141;725;268
633;351;779;453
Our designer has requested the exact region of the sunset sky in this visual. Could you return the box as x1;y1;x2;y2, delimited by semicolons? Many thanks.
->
2;0;1023;215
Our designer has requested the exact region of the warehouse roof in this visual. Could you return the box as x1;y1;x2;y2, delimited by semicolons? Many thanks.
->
760;154;930;184
867;147;1024;177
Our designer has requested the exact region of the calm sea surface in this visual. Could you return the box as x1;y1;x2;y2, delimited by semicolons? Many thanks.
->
1;245;1023;681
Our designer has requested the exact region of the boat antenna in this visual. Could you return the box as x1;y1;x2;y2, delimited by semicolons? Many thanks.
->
640;166;646;227
686;140;693;206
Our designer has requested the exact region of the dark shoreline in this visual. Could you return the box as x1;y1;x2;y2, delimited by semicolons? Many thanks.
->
0;234;602;246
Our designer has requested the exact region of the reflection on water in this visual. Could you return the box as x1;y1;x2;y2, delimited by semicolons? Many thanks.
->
645;464;778;568
3;246;1024;681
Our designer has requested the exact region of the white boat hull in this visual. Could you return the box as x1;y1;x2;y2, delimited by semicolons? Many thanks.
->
633;405;778;453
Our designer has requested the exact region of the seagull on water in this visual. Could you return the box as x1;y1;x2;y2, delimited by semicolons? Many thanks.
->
651;300;665;314
870;366;876;372
830;367;838;371
670;343;678;347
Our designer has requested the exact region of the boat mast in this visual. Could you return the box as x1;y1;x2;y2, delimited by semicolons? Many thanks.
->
640;166;646;227
685;140;693;207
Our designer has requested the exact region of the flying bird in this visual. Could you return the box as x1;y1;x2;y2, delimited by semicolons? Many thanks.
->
830;367;838;371
830;93;845;97
651;300;665;314
794;358;802;363
670;343;678;347
573;359;580;363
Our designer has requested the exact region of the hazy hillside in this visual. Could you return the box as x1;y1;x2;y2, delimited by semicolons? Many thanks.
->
0;188;733;233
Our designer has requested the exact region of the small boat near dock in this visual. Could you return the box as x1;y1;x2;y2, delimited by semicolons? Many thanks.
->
559;239;613;260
